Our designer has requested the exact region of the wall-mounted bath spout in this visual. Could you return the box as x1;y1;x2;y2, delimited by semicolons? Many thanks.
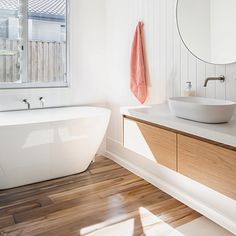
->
39;97;45;108
204;75;225;87
22;99;31;110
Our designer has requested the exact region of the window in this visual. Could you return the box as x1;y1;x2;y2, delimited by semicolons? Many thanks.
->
0;0;68;88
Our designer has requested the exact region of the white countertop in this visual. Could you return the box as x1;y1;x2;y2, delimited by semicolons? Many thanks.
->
121;104;236;148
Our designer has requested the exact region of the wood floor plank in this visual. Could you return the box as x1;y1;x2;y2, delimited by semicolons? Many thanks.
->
0;156;202;236
49;173;143;202
0;168;132;207
0;202;41;216
0;216;15;229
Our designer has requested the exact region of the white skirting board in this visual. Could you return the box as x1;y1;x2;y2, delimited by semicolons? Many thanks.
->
105;138;236;235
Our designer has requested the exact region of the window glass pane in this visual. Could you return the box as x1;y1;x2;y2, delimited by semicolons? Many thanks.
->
28;0;67;83
0;0;21;83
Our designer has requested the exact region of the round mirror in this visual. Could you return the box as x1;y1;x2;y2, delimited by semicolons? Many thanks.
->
177;0;236;65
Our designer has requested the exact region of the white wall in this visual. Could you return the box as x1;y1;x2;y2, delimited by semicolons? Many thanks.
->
0;0;107;111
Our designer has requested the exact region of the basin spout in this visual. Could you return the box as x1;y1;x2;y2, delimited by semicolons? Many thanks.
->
204;76;225;87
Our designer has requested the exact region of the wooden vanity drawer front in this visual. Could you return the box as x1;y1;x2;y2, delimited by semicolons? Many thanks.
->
124;118;177;171
178;135;236;200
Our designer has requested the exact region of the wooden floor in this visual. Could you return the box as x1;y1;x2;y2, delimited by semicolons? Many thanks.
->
0;156;201;236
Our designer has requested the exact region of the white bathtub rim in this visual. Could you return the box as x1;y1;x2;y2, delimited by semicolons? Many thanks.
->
0;106;111;127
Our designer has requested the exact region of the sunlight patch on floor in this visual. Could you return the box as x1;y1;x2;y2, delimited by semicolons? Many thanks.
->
80;218;134;236
139;207;185;236
176;217;234;236
80;206;187;236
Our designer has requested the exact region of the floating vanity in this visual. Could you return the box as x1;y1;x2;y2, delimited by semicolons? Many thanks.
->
121;104;236;200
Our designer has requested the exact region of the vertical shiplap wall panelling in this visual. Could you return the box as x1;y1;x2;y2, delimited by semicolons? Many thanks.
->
148;0;155;101
159;0;167;102
173;0;181;97
205;64;216;98
215;65;226;100
180;42;189;96
225;64;236;101
166;0;175;99
188;54;197;95
152;0;162;103
196;60;206;97
141;0;152;102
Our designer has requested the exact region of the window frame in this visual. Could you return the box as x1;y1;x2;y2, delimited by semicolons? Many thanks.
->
0;0;70;89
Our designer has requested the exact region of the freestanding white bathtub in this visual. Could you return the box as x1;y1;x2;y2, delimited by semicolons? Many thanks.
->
0;106;110;189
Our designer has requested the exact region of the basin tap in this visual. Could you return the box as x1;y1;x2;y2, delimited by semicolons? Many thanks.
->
39;97;45;108
22;99;31;110
204;75;225;87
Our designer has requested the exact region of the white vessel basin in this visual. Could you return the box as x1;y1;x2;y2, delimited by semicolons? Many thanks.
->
168;97;236;123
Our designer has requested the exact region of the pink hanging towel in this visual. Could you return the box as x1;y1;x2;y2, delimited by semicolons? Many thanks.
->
130;21;147;104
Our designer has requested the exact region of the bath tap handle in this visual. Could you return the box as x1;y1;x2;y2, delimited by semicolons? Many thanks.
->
39;97;45;108
22;99;31;110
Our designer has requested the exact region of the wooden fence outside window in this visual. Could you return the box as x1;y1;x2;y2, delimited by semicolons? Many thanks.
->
0;39;66;83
